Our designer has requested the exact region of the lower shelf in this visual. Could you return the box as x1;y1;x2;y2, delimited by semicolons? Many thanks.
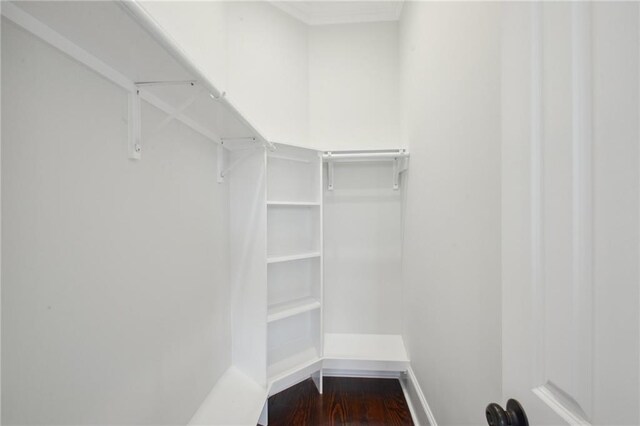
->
188;366;266;426
267;346;322;396
268;345;320;381
323;333;410;372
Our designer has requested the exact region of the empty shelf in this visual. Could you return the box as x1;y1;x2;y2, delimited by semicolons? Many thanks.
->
268;297;321;323
324;333;409;361
323;333;409;372
188;366;266;426
267;201;320;206
268;346;320;381
267;251;321;264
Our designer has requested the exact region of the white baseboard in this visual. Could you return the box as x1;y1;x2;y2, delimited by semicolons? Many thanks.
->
400;367;438;426
322;368;402;379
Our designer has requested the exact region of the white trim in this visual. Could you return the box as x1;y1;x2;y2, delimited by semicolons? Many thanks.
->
322;369;401;379
400;367;438;426
268;1;403;26
533;385;591;426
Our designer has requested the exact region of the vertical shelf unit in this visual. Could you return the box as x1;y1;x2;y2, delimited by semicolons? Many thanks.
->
266;144;324;395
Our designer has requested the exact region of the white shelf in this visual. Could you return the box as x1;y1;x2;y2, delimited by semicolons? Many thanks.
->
3;1;273;151
267;251;321;264
267;201;320;206
188;366;267;426
323;333;409;362
268;297;321;323
268;345;320;381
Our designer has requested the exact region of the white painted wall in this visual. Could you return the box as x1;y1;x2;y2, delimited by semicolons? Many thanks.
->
138;2;401;152
1;20;231;424
399;2;503;424
323;162;403;334
308;22;400;150
139;1;309;147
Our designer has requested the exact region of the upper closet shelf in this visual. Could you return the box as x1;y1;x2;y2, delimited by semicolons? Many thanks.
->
2;0;274;161
323;149;410;190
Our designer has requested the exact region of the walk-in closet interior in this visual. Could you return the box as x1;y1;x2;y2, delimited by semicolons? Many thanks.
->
2;1;640;425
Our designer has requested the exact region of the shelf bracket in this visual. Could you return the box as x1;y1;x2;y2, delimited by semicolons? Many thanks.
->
152;86;204;133
393;156;409;190
128;89;142;160
217;145;226;184
218;145;263;183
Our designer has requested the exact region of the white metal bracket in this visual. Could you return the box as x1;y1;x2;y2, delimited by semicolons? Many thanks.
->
217;145;226;184
326;152;335;191
152;85;204;133
128;89;142;160
393;156;409;190
217;145;264;183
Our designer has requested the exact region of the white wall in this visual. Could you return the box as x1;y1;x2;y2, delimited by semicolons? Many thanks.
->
399;2;503;424
309;22;400;150
139;1;309;147
1;20;231;424
139;2;402;152
323;162;403;334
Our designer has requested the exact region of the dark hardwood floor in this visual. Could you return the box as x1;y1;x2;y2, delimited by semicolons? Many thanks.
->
266;377;414;425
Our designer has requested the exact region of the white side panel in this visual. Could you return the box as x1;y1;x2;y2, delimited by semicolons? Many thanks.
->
229;148;267;386
311;369;323;394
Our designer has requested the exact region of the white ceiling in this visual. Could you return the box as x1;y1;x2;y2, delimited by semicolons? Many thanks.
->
269;1;404;26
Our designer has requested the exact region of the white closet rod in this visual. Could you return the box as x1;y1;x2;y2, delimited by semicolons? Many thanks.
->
323;150;409;162
118;1;275;152
323;150;410;191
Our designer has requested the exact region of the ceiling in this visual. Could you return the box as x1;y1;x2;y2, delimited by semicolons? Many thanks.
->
269;1;404;26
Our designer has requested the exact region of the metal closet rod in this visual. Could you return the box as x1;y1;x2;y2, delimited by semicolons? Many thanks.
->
118;0;276;152
323;150;409;161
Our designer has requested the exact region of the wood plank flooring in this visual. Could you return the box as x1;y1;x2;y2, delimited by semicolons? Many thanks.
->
266;377;414;425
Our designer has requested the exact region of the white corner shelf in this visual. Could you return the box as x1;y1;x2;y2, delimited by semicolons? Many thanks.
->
267;346;320;381
267;297;321;323
188;366;267;426
267;201;321;206
267;251;321;264
1;1;274;155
